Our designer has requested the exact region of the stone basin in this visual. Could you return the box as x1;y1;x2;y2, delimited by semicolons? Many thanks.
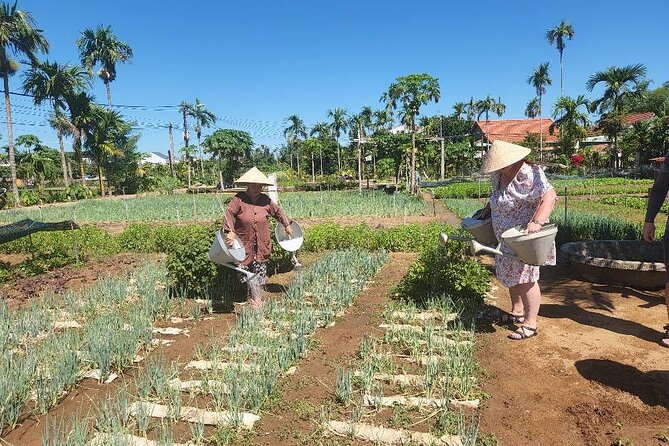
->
560;240;666;290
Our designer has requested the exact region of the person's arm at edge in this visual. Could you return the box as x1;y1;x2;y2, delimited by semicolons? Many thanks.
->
644;171;669;241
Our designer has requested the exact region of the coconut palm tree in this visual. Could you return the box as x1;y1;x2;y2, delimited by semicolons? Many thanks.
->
551;95;589;155
327;107;348;172
465;97;478;121
22;60;89;187
349;112;367;192
62;90;95;183
546;20;575;97
0;1;49;206
527;62;552;160
283;114;307;175
188;98;217;176
586;64;647;165
452;102;466;118
476;95;505;144
525;98;540;118
381;73;440;194
82;105;128;195
17;145;57;196
310;121;330;175
372;108;393;132
76;25;132;110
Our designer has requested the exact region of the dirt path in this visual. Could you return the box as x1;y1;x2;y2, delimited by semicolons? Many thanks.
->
414;195;669;444
478;262;669;445
246;252;418;446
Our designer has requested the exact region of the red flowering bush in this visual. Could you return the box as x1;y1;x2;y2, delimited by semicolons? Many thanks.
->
571;153;584;167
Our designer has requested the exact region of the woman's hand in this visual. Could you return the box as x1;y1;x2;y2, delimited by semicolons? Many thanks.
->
643;222;655;242
526;221;543;234
284;224;293;239
225;231;237;247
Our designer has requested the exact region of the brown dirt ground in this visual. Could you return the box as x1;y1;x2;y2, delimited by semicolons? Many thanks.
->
3;194;669;445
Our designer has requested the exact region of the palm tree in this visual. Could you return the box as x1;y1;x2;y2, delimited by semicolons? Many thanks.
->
586;64;647;166
63;90;95;183
465;97;478;121
546;20;575;97
527;62;552;160
18;147;57;196
188;98;217;176
77;25;132;110
22;60;89;187
381;73;440;194
476;95;505;144
0;1;49;206
283;114;307;175
350;112;367;192
372;108;393;132
310;121;330;175
327;107;348;172
82;105;127;195
551;95;589;155
452;102;466;118
525;98;541;118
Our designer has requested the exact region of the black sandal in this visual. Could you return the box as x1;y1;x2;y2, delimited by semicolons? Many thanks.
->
508;325;538;340
498;312;525;325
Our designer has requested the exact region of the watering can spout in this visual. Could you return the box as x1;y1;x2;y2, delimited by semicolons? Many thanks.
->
469;239;503;257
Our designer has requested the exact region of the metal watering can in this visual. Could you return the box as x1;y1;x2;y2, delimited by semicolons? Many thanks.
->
441;218;558;266
208;230;257;279
275;220;304;270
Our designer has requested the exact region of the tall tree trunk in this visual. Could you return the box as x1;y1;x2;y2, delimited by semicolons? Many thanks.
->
337;143;341;173
97;158;105;196
410;124;417;194
539;94;543;161
105;80;112;111
3;74;19;206
319;148;323;176
311;152;315;182
559;51;564;97
56;121;69;187
296;145;300;175
182;111;189;148
357;124;362;192
197;132;204;177
75;132;86;185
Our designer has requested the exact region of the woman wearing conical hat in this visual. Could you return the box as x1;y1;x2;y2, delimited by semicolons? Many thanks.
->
478;140;557;340
223;167;293;310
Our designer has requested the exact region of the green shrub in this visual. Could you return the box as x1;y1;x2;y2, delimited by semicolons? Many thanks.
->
19;190;41;206
393;245;490;321
117;224;158;252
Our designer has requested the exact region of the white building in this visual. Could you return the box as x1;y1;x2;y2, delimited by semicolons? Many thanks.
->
141;152;170;165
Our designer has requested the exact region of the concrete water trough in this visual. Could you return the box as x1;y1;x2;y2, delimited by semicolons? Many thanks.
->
560;240;666;290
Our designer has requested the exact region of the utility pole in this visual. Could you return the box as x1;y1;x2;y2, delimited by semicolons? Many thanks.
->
440;115;444;181
357;123;362;192
168;123;175;177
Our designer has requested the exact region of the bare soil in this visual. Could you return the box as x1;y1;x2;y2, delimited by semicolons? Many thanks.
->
3;194;669;445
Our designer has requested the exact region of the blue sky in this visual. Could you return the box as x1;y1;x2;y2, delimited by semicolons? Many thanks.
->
5;0;669;154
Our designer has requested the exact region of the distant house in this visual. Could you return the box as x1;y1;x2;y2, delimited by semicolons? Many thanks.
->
581;112;657;150
141;152;170;165
390;124;424;135
473;118;559;145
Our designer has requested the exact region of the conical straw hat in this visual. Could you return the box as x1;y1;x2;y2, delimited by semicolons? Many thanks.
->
234;167;273;186
481;140;531;174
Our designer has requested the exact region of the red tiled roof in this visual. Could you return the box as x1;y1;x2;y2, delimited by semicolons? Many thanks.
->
474;118;559;143
625;112;656;125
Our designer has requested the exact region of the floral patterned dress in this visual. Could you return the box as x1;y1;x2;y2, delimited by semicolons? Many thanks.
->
490;162;556;287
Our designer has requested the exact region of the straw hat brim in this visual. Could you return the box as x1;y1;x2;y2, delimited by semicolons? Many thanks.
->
481;140;531;174
234;167;274;186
